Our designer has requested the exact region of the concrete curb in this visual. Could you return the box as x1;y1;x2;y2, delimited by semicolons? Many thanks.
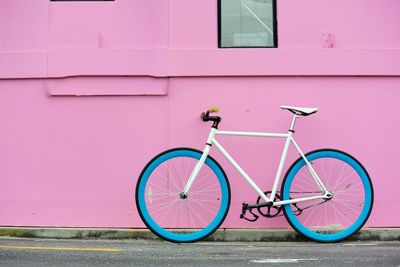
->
0;227;399;242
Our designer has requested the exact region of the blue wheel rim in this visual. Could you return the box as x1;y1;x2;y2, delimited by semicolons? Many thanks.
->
137;149;230;242
282;150;373;242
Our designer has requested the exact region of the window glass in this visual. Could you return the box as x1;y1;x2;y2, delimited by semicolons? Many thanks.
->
219;0;277;48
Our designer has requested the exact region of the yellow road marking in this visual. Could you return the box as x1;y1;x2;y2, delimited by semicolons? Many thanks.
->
0;245;121;252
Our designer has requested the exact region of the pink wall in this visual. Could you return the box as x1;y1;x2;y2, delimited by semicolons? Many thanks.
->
0;0;400;228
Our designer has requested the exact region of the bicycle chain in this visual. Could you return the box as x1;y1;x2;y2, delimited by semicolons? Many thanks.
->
241;191;329;220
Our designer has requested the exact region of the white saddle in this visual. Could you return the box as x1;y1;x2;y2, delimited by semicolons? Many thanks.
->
280;105;318;116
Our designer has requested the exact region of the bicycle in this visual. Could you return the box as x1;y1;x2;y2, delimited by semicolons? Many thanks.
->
135;106;374;243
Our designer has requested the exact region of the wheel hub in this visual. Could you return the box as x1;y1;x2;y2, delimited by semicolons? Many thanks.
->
323;192;333;200
179;192;188;199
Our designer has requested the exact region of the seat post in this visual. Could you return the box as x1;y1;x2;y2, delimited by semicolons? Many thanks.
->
289;114;301;133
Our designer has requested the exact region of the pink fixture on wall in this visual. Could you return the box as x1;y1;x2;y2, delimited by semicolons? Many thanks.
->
321;32;334;48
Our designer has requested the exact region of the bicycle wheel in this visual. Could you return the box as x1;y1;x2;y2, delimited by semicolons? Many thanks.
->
135;148;230;243
281;149;373;242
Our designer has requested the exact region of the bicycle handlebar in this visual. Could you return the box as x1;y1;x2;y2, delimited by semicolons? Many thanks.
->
201;107;221;128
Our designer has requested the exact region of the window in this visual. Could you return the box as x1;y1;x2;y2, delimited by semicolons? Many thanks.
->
219;0;277;48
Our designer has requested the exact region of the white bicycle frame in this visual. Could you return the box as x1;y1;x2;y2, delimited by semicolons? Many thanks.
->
182;114;332;207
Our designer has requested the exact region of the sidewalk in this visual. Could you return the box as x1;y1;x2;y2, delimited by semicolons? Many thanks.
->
0;227;399;242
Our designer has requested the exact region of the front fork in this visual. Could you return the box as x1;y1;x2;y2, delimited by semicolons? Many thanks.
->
181;128;217;197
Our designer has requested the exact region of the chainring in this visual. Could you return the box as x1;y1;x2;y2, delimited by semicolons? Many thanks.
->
256;191;282;218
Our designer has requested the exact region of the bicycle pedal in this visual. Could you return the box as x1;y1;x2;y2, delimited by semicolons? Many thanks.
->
240;203;259;222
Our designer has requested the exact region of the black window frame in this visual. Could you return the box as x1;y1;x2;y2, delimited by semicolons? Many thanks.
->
218;0;278;48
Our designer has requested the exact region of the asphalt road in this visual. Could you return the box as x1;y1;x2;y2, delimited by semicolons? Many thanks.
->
0;237;399;267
